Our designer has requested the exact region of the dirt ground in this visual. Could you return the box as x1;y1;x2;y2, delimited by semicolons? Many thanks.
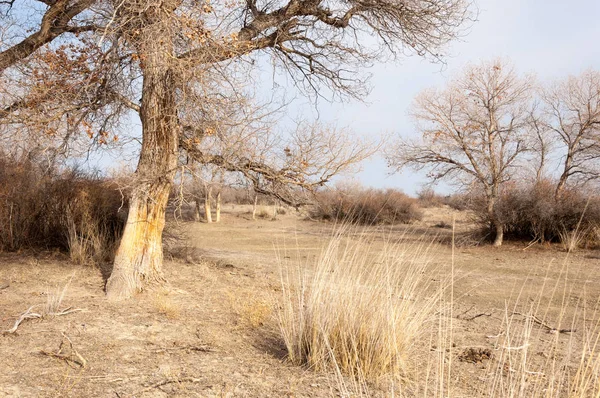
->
1;204;599;397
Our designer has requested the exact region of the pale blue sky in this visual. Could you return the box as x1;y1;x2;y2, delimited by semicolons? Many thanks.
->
277;0;600;195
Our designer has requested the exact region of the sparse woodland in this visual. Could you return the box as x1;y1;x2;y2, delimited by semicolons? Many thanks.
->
1;1;600;397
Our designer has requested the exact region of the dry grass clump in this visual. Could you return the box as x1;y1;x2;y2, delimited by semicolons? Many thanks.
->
310;187;423;225
0;152;125;264
278;229;441;388
152;289;181;319
239;297;273;328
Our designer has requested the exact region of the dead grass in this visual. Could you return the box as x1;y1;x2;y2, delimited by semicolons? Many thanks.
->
483;257;600;398
151;288;181;319
277;226;443;391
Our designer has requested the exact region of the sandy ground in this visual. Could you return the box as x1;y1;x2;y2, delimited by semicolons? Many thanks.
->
1;204;599;397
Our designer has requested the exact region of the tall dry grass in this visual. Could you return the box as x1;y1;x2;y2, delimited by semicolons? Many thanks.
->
483;258;600;397
278;222;600;397
277;227;447;394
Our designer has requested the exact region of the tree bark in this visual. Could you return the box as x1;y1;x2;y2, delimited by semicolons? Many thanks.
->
215;191;221;223
194;200;202;222
204;186;213;223
555;170;569;200
487;190;503;247
492;220;504;247
105;20;179;299
252;194;258;220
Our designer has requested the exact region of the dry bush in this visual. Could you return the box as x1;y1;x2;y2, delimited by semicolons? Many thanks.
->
471;180;600;248
417;187;447;208
310;188;423;225
278;229;442;388
443;192;473;211
0;153;125;264
255;208;271;219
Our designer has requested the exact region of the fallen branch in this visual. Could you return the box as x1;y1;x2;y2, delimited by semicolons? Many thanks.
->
128;377;204;397
2;305;83;335
2;306;42;334
40;332;87;368
513;312;576;334
47;307;83;317
455;305;475;319
153;345;216;354
458;307;495;321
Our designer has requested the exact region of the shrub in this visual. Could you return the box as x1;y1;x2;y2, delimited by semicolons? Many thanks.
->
310;188;423;225
0;153;125;264
416;187;446;208
471;180;600;247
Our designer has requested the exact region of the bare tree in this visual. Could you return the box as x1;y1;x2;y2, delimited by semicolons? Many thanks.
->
0;0;472;298
541;70;600;198
388;60;537;246
187;164;225;223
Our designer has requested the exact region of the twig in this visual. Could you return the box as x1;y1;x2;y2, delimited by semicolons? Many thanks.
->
522;238;540;251
2;305;82;335
513;312;576;334
455;304;475;319
460;308;495;321
2;305;42;334
153;344;216;354
128;377;203;396
47;307;83;316
40;333;87;368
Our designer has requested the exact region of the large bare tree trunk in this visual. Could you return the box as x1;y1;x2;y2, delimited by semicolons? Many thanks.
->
106;12;179;299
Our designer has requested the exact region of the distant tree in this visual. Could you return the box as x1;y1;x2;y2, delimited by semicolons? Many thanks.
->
542;70;600;198
388;60;537;246
0;0;472;298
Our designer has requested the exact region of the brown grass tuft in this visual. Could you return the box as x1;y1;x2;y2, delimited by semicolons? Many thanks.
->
277;227;441;388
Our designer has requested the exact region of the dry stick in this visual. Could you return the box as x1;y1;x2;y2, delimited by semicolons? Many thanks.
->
153;344;216;354
47;307;83;316
512;311;576;334
2;305;42;334
40;332;87;368
128;377;203;397
455;305;475;319
3;305;83;335
463;310;495;321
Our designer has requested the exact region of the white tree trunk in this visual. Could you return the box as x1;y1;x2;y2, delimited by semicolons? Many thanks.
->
252;194;258;220
215;191;221;223
204;187;213;223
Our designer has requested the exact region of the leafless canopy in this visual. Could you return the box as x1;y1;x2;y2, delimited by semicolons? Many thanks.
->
0;0;472;189
389;60;536;191
541;70;600;196
388;59;538;246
